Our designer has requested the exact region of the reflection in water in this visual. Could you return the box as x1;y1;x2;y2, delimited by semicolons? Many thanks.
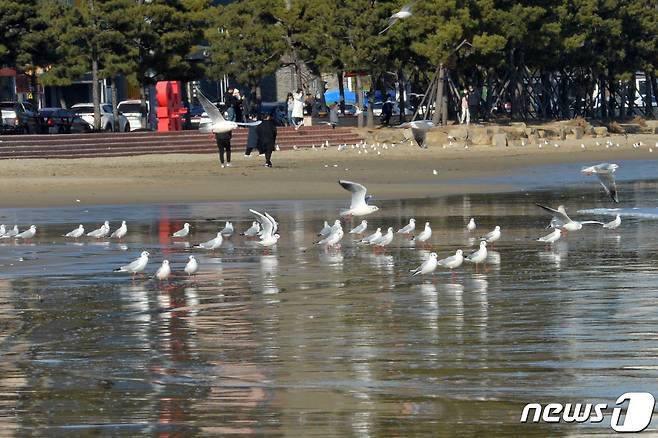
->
2;179;658;434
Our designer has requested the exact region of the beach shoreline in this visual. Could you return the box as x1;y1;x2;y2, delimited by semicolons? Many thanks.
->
1;132;656;208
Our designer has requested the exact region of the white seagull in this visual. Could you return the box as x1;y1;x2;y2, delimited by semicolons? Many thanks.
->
316;228;344;247
15;225;37;240
465;241;487;267
318;221;332;237
379;2;414;34
536;204;603;232
196;88;260;134
0;224;5;237
242;221;261;237
537;228;562;244
438;250;464;270
397;218;416;234
220;221;234;236
87;221;110;238
196;232;223;250
581;163;619;203
1;225;19;239
413;222;432;243
64;224;85;238
349;220;368;234
480;226;501;245
410;252;439;276
154;260;171;282
184;255;198;276
110;220;127;239
251;209;280;247
359;227;382;244
372;227;394;247
398;120;434;148
172;222;190;238
114;251;149;277
338;180;379;217
466;218;476;232
603;214;622;230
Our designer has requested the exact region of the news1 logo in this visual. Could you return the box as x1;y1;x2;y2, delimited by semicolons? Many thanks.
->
520;392;655;432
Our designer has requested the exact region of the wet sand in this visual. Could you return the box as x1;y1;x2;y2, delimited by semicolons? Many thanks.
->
0;133;656;207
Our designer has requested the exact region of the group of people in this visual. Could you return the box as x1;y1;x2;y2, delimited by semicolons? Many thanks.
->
459;85;481;125
215;112;278;168
285;89;306;129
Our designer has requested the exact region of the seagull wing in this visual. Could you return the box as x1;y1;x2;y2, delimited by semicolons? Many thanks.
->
250;209;273;237
264;211;278;234
536;204;572;223
236;121;262;127
196;88;225;124
411;127;427;147
121;256;142;272
595;172;618;203
580;220;604;226
339;180;368;209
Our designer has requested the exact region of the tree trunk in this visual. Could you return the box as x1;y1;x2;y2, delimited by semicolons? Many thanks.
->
649;73;658;119
30;71;39;109
337;71;345;115
398;68;406;125
355;75;363;128
58;87;66;109
432;64;444;125
140;84;148;129
111;77;119;131
626;73;636;117
607;69;616;119
599;75;607;120
91;56;101;130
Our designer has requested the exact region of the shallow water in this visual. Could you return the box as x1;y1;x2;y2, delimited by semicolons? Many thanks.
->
1;167;658;436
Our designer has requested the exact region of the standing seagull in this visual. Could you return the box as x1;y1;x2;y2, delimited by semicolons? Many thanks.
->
338;180;379;216
466;218;476;232
154;260;171;283
196;87;260;134
410;252;439;277
413;222;432;244
195;232;223;250
87;221;110;238
0;224;5;237
318;221;332;237
398;120;434;148
172;223;191;238
184;255;199;276
64;224;85;238
359;227;382;245
220;221;234;237
114;251;149;279
438;250;464;271
15;225;37;240
537;228;562;245
379;2;414;34
581;163;619;203
480;226;501;246
110;220;127;239
536;204;603;232
603;215;622;230
349;220;368;234
465;241;487;271
372;227;394;248
397;218;416;234
1;225;19;239
242;221;261;237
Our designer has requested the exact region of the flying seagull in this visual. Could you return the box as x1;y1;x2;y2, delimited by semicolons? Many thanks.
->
338;180;379;217
196;88;261;133
536;204;603;231
398;120;434;148
379;3;414;34
581;163;619;203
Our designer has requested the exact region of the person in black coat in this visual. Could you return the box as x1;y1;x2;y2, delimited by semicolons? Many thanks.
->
244;114;259;157
256;113;277;167
215;130;232;168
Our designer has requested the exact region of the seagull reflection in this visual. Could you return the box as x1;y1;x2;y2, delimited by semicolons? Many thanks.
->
119;283;151;344
172;241;190;248
260;254;279;294
417;283;439;339
184;286;200;318
64;241;85;247
538;251;563;269
319;248;344;267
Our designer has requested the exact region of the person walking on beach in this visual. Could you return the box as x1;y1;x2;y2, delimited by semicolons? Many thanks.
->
381;94;393;126
292;89;304;130
460;89;470;125
256;112;277;167
244;114;259;157
328;102;339;129
215;130;232;168
286;92;294;126
225;87;236;121
468;85;480;122
233;89;244;122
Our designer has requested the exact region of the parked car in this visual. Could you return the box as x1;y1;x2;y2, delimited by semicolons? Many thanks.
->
71;103;130;132
38;108;93;134
371;101;414;117
117;100;149;131
0;101;39;134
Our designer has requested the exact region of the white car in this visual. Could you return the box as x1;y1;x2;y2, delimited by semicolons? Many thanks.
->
71;103;130;132
117;100;150;131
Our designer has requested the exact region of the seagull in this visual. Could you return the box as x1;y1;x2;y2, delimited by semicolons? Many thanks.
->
603;214;621;230
318;221;332;236
184;255;198;276
372;227;394;247
410;252;439;277
480;226;501;245
349;220;368;234
338;180;379;216
64;224;85;238
172;222;190;238
359;227;382;244
581;163;619;203
438;250;464;270
87;221;110;238
0;224;5;237
397;218;416;234
466;218;476;232
114;251;149;278
15;225;36;240
413;222;432;243
465;241;487;270
250;209;280;248
196;87;260;133
110;220;127;239
1;225;19;239
316;228;344;247
195;232;223;250
379;2;413;34
329;219;342;234
154;260;171;282
242;221;261;237
398;120;434;148
537;228;562;244
536;204;603;231
220;221;234;236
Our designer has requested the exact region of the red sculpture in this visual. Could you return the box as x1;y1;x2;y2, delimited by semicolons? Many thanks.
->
155;81;186;132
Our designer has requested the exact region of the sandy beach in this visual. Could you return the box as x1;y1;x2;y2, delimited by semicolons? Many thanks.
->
1;132;656;208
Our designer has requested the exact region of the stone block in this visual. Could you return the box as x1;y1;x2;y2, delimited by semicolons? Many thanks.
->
593;127;608;137
492;133;507;147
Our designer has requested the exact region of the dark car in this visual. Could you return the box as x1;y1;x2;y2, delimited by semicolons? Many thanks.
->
38;108;93;134
1;101;39;134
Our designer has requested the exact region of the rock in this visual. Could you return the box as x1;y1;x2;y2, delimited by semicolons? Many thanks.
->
492;133;508;147
510;122;527;130
425;129;447;146
537;130;546;138
619;123;641;134
593;127;608;137
472;132;492;145
571;126;584;139
525;127;538;137
447;126;468;141
559;127;567;140
528;134;538;145
303;115;313;127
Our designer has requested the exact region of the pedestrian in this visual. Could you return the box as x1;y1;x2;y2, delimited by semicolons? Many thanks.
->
460;89;470;125
292;88;304;130
256;112;277;167
215;130;232;168
328;102;339;128
225;87;236;121
468;85;480;122
233;89;244;122
381;94;393;126
244;114;259;157
286;92;295;126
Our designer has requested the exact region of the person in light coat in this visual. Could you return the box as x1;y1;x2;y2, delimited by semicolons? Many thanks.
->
292;89;304;129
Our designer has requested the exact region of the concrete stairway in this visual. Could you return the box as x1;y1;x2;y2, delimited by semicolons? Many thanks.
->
0;126;363;160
